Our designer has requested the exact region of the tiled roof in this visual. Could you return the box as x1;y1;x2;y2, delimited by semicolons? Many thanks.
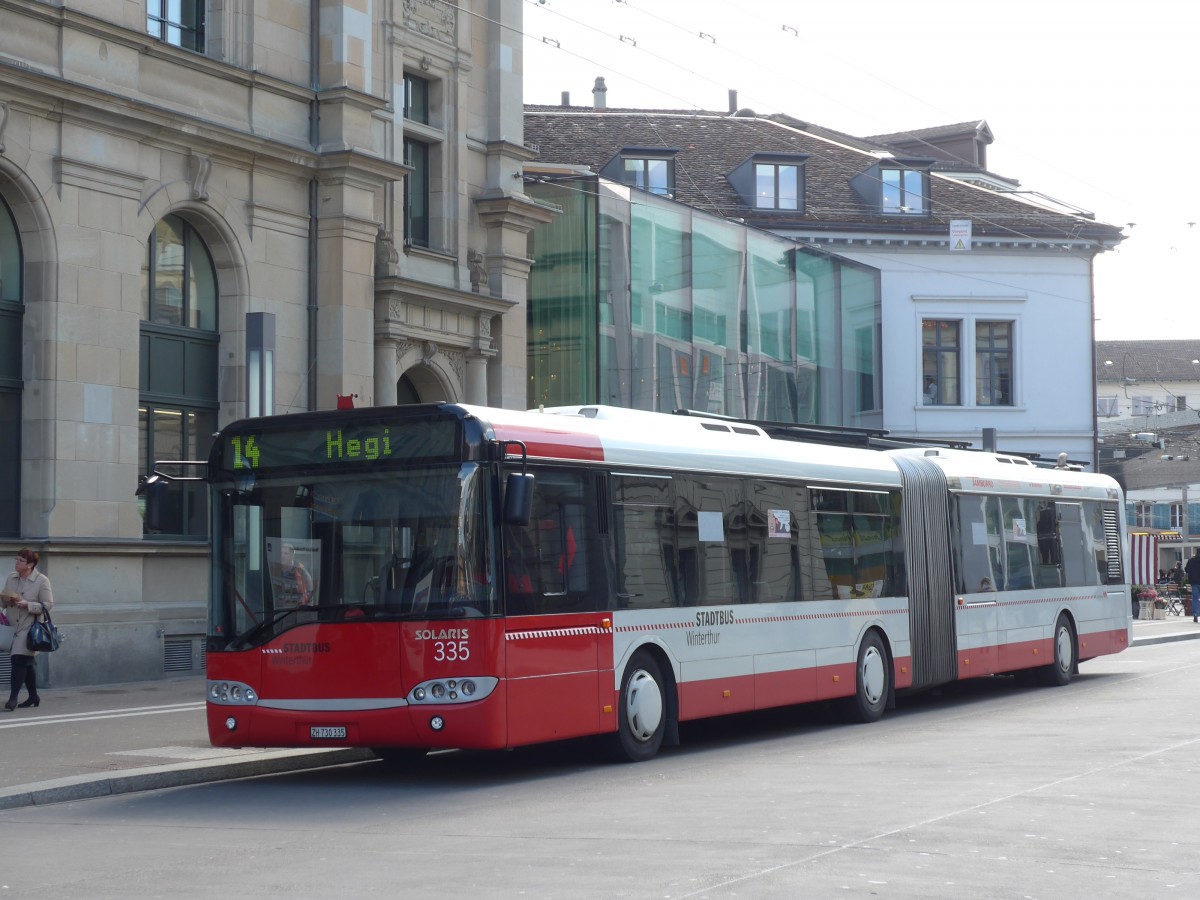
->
524;107;1122;242
867;120;992;146
1096;340;1200;383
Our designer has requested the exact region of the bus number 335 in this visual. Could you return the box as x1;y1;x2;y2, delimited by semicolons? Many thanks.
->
433;641;469;662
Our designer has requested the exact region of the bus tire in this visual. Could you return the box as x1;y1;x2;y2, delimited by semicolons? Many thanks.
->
1038;615;1076;687
611;650;667;763
847;630;889;724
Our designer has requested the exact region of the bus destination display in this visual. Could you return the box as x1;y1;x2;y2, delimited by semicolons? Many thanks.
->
213;418;457;475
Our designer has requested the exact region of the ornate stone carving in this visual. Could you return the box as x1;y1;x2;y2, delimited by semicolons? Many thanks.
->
188;154;211;201
444;348;465;384
468;249;489;293
0;101;8;154
395;340;417;364
375;227;400;276
402;0;456;46
422;340;438;364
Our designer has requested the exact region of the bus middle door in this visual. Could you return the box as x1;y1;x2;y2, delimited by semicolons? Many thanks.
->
502;480;604;747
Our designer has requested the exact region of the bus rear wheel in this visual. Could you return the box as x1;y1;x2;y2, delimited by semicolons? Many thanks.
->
611;650;666;763
1038;615;1076;687
846;631;889;723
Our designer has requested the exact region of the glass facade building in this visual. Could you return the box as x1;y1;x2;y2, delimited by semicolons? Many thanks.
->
527;177;882;426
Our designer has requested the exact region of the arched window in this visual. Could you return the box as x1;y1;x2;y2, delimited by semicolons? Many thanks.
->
139;214;219;538
0;194;21;536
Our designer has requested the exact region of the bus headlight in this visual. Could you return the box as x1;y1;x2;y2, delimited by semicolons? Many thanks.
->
407;676;497;705
207;680;260;706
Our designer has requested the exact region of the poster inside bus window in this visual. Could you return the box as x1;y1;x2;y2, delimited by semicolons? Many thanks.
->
213;416;458;474
266;537;319;608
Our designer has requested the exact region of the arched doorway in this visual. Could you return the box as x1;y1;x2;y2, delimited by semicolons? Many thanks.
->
0;191;22;535
397;363;450;405
139;213;219;537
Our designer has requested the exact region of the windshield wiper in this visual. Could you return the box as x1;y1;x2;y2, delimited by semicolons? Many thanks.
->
229;607;312;649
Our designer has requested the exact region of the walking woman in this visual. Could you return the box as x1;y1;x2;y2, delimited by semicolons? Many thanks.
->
1;548;54;710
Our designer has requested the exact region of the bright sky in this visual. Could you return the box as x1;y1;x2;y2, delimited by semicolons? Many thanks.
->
522;0;1198;341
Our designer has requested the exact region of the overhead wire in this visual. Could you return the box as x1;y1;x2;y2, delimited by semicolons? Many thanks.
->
437;0;1157;317
520;1;1122;258
589;0;1171;230
526;0;1197;245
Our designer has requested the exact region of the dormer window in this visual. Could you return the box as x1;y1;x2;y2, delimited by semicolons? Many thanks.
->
881;167;927;214
755;162;800;209
601;148;678;198
851;157;933;216
728;152;810;213
623;158;673;196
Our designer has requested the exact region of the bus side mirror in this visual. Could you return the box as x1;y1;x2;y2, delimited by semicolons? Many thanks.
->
504;473;535;526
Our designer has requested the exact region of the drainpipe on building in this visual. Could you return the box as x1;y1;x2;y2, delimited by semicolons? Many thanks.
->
1090;260;1099;472
306;0;320;411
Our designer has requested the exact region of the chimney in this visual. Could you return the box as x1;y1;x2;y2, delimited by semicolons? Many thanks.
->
728;89;737;114
561;91;570;107
592;76;607;110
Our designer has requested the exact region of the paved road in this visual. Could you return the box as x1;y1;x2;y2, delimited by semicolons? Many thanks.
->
0;628;1196;899
0;615;1191;810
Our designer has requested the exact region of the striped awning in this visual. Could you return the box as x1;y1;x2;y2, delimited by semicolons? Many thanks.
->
1130;532;1158;586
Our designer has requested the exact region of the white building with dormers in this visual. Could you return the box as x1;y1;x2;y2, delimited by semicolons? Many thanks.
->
525;95;1125;468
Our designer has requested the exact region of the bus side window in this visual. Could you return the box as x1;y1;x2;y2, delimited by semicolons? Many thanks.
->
956;495;1002;594
503;468;605;615
613;474;676;609
503;525;538;615
747;479;806;603
675;475;744;605
1001;497;1034;590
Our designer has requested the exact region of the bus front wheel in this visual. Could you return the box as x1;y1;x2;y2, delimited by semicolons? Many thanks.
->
847;631;889;723
611;650;666;763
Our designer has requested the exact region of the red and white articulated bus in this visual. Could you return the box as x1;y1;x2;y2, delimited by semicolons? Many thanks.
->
202;403;1131;762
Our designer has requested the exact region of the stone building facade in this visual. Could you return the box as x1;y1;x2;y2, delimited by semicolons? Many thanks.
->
0;0;547;686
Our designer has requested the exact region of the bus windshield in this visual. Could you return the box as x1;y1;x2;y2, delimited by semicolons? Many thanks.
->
209;462;496;649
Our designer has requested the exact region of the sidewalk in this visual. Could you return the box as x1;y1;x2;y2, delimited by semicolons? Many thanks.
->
0;675;373;811
0;619;1194;811
1129;610;1200;645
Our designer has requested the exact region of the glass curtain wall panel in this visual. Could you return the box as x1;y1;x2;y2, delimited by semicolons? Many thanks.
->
839;261;883;427
691;217;745;417
526;176;881;428
598;182;634;407
527;180;598;408
745;233;796;421
630;199;690;412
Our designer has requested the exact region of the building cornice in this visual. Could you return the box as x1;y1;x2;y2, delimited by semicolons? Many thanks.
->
475;191;558;232
375;276;518;317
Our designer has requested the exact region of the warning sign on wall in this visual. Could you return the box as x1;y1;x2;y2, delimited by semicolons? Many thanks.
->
949;219;972;251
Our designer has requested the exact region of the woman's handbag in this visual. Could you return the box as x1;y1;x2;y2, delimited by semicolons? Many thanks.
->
26;609;61;653
0;622;15;653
